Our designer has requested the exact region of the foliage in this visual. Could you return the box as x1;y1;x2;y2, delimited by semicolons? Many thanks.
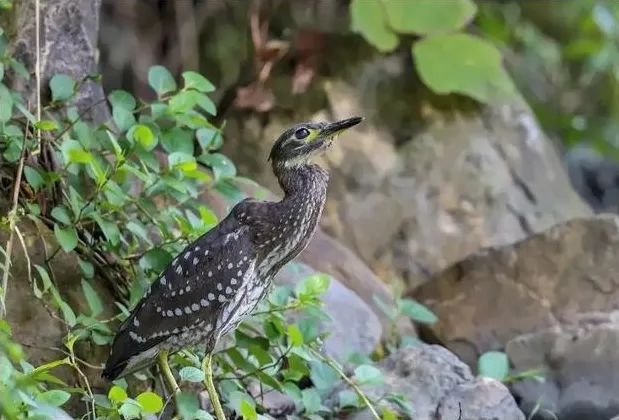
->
350;0;516;104
477;1;619;155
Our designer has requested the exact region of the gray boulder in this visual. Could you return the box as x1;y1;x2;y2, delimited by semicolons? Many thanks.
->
348;344;524;420
507;312;619;420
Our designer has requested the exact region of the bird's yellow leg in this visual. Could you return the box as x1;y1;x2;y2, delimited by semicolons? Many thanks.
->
158;349;180;395
202;354;225;420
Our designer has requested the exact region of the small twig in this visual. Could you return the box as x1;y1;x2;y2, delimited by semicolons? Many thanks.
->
308;347;381;420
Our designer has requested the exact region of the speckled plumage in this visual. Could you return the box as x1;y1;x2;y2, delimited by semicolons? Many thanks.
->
102;118;361;380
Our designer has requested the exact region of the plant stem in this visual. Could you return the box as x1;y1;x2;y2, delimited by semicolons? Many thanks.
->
158;350;179;395
308;347;381;420
202;354;226;420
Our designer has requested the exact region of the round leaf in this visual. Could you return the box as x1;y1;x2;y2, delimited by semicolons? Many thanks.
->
136;391;163;414
179;366;205;383
383;0;477;35
287;324;304;347
54;224;78;253
353;364;384;385
49;74;75;102
108;90;136;110
350;0;398;52
182;71;215;92
129;124;157;150
413;33;516;103
478;351;509;381
107;385;128;403
148;65;177;95
24;166;45;191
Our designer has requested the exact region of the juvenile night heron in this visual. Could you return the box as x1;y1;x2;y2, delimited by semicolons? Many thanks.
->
102;117;363;416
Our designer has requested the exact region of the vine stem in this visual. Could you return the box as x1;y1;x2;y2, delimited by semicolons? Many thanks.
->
158;350;180;396
308;347;381;420
202;354;226;420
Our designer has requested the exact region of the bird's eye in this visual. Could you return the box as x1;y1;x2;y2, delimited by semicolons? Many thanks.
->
295;128;310;140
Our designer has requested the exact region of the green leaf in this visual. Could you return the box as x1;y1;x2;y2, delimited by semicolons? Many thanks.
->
382;0;477;35
169;152;198;172
310;361;339;391
81;280;103;317
176;392;199;420
35;120;59;131
140;248;172;273
49;74;75;102
119;400;141;419
399;299;438;324
59;301;76;327
240;399;257;420
108;385;128;403
129;124;157;150
478;351;509;381
23;166;45;191
168;90;198;113
196;128;222;151
338;390;360;408
93;215;121;246
301;388;321;414
295;274;330;299
0;63;4;82
61;139;93;164
148;65;177;95
108;90;136;110
37;390;71;407
54;224;78;252
350;0;398;52
179;366;205;382
194;92;217;116
51;206;72;225
353;364;384;385
112;106;136;132
0;83;13;123
287;324;304;347
136;391;163;414
77;258;94;279
199;153;236;180
182;71;215;92
162;127;194;155
413;33;516;103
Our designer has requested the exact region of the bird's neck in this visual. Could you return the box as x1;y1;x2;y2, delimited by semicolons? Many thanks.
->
272;161;329;199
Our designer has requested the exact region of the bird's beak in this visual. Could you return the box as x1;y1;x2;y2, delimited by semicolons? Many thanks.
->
320;116;364;139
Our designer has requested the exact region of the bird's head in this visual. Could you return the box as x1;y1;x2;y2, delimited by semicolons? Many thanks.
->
268;117;363;167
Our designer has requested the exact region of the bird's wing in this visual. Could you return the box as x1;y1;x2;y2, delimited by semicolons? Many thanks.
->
103;199;267;379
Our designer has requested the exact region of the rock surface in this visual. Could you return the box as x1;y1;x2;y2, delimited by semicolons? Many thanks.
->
348;344;524;420
222;61;591;290
507;312;619;420
415;215;619;367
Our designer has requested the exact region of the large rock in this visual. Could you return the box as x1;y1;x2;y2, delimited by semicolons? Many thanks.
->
347;344;524;420
415;215;619;367
507;312;619;420
221;55;591;290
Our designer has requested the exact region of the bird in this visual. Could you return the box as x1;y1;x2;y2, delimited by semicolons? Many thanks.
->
102;117;363;408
